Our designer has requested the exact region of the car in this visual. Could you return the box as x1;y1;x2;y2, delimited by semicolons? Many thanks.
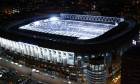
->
51;75;54;78
37;81;42;84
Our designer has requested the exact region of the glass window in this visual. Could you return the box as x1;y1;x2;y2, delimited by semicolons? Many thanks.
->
94;65;98;71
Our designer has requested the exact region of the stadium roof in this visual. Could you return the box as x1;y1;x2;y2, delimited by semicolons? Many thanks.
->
0;14;139;53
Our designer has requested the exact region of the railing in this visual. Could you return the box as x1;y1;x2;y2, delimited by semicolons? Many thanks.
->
60;14;124;24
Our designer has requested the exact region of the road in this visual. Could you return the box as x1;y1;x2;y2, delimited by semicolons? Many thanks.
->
0;57;66;84
0;55;83;84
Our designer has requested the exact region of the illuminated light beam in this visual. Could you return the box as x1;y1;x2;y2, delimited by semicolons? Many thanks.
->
34;21;40;26
49;17;59;21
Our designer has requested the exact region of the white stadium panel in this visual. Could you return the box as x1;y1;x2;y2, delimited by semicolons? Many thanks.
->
24;44;29;55
12;41;16;52
49;49;54;62
62;51;67;66
29;45;34;56
41;48;47;61
44;48;49;62
19;42;23;54
0;37;76;66
57;51;63;63
52;50;57;64
16;42;20;53
32;45;37;58
38;47;42;59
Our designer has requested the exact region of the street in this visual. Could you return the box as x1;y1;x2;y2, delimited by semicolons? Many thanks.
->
0;55;82;84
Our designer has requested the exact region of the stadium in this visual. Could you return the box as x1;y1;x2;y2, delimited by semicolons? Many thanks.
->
0;14;139;84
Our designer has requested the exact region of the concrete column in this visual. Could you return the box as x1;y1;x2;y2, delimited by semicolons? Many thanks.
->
1;38;3;47
21;43;24;55
23;44;27;55
35;46;39;60
13;41;16;52
62;52;67;66
32;45;36;58
16;42;20;53
52;50;57;64
56;50;59;63
6;40;10;50
41;48;45;61
43;48;48;62
26;44;30;56
38;47;42;59
30;45;34;57
18;42;22;53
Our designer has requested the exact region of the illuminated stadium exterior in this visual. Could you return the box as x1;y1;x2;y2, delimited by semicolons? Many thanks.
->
0;14;139;84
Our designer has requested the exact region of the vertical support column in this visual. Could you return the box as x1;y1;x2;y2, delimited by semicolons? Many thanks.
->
14;42;17;53
23;44;27;55
13;41;16;52
17;42;20;53
6;40;10;50
21;43;25;55
48;49;52;62
28;45;31;56
26;44;30;56
56;50;59;63
1;38;4;47
32;45;36;58
3;38;5;48
29;45;34;57
62;52;67;66
46;48;50;61
52;50;57;64
35;46;39;60
18;42;22;54
38;47;42;59
9;40;12;51
44;48;48;62
41;48;46;62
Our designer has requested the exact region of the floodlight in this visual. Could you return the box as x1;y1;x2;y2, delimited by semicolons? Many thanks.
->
34;21;40;25
50;17;59;21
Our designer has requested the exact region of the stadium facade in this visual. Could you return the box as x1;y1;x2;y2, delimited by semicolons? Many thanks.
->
0;14;139;84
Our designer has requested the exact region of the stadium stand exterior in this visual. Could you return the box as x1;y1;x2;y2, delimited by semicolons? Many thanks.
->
0;14;139;84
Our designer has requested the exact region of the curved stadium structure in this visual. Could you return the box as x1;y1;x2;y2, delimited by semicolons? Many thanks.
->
0;14;139;84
